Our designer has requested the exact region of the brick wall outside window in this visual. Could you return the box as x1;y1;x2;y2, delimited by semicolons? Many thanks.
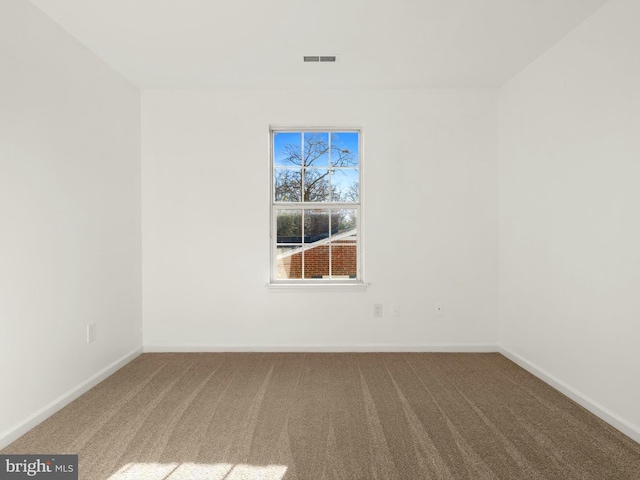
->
277;240;356;279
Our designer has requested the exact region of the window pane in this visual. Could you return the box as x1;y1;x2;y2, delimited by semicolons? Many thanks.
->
331;243;357;278
304;209;330;243
274;168;302;202
276;210;302;243
331;209;357;235
303;132;329;167
304;245;329;279
304;169;330;202
274;132;302;166
331;168;359;202
330;132;359;167
330;208;357;278
276;246;302;279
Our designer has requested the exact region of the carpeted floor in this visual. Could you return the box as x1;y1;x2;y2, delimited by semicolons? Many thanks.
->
3;353;640;479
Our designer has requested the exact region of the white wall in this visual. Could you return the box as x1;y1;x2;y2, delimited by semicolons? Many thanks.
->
0;0;142;443
142;89;499;350
499;0;640;439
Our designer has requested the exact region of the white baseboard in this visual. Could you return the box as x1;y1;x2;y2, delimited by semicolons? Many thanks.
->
0;347;142;450
143;344;499;353
499;347;640;444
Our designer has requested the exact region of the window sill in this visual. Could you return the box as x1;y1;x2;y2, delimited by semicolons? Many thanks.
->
267;282;369;293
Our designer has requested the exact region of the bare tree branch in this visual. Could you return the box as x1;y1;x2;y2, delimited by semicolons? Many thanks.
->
276;133;358;203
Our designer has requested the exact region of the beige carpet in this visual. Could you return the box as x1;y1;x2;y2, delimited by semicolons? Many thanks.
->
3;353;640;479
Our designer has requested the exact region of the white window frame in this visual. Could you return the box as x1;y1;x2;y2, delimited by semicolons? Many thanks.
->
269;127;365;289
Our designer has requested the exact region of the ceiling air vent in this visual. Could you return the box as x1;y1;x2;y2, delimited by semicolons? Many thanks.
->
304;55;337;63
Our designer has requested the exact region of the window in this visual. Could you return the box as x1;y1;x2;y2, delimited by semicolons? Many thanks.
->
271;129;362;284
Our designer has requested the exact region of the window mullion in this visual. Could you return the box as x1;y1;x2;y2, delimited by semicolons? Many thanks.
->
301;208;305;279
328;132;332;203
300;132;305;202
328;207;332;280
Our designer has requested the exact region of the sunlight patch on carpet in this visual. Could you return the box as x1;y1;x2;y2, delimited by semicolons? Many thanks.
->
109;462;288;480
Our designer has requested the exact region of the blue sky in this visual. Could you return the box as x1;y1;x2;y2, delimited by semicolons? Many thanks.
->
330;132;359;162
273;131;359;167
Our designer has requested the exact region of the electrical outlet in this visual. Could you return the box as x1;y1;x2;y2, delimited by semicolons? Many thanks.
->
435;303;444;316
391;304;400;317
87;323;96;343
373;303;383;317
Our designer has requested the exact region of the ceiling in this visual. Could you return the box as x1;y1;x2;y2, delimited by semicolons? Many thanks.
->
28;0;608;89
